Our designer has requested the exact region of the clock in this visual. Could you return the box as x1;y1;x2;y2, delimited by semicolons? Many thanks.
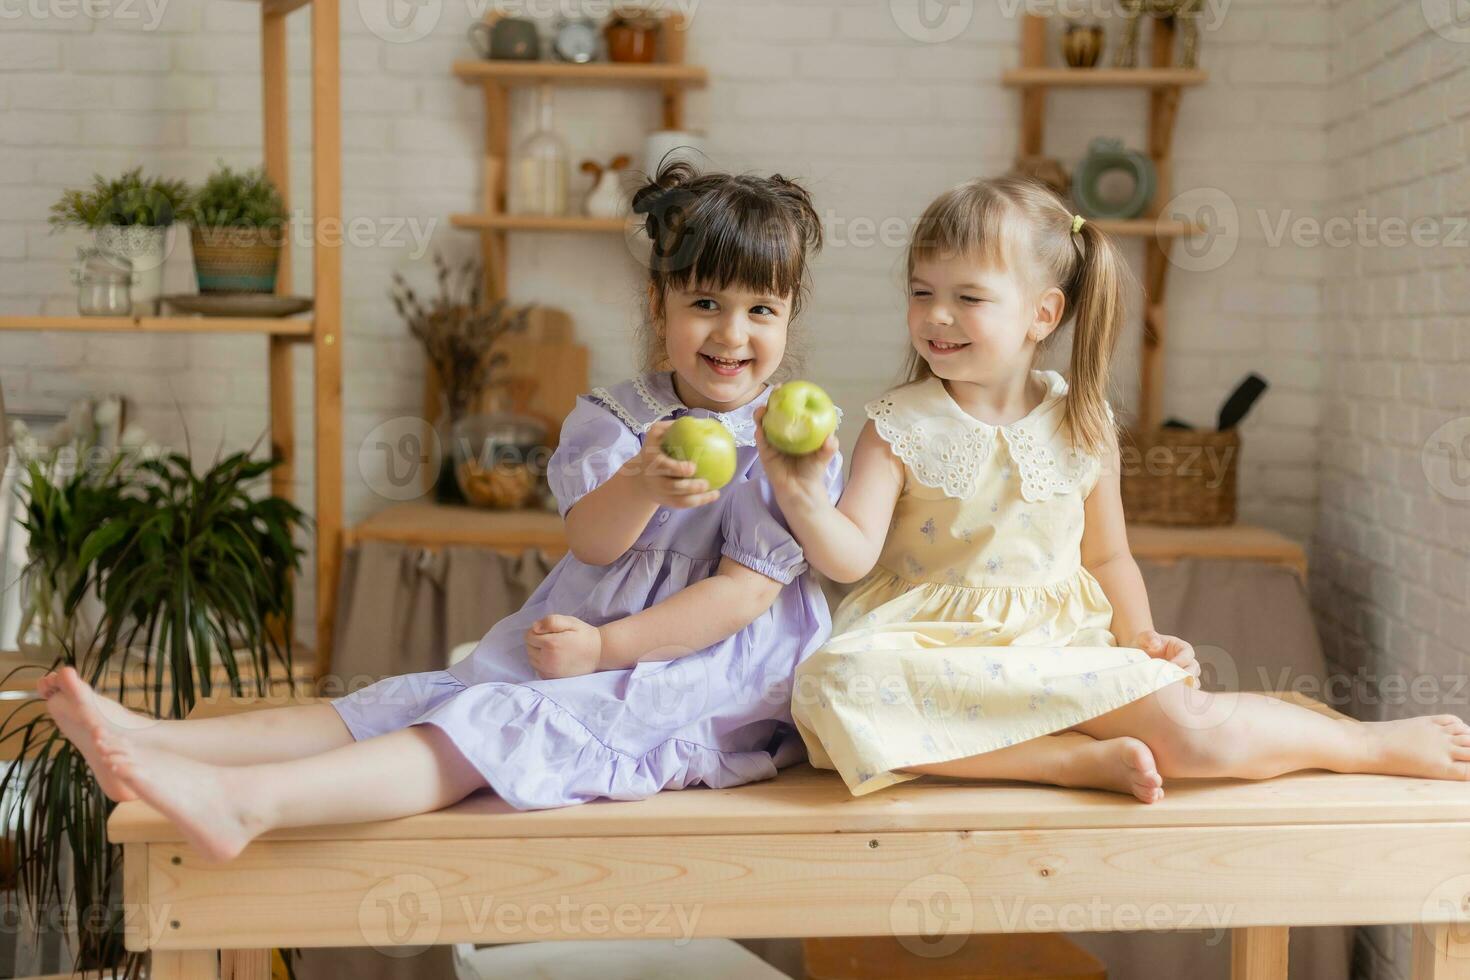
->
552;18;599;64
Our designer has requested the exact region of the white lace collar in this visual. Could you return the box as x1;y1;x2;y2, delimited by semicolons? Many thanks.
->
590;371;769;446
865;370;1102;502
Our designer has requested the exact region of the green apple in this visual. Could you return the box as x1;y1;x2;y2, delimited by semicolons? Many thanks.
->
762;380;838;455
661;416;738;491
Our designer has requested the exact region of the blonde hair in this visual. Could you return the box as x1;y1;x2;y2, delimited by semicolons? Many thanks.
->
903;175;1131;457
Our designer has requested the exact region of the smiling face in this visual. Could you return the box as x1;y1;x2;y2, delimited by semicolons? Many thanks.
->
907;252;1065;386
656;282;791;412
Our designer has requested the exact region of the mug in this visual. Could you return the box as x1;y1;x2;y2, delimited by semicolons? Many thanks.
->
468;17;539;60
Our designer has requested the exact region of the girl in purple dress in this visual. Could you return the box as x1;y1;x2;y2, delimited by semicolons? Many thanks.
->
40;161;841;863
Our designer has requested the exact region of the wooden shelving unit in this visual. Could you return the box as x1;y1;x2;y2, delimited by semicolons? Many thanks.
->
1002;67;1207;88
1127;524;1307;580
453;14;706;301
1009;13;1205;432
0;315;314;336
452;59;706;87
3;0;342;682
448;214;629;234
345;17;705;556
346;502;568;557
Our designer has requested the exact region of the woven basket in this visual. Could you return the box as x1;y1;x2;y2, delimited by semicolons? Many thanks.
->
1120;427;1240;526
190;226;281;293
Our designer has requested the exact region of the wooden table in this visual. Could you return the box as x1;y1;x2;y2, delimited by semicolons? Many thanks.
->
108;694;1470;979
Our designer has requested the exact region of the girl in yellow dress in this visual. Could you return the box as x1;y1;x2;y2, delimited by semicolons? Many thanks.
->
756;176;1470;803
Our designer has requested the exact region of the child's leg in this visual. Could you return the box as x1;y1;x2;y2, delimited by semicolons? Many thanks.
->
904;732;1165;803
1074;682;1470;781
96;722;483;864
40;667;353;802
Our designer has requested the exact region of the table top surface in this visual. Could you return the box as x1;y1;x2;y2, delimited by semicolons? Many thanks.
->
108;694;1470;845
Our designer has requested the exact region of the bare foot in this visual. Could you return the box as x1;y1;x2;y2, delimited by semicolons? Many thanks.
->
1056;735;1165;804
39;667;139;802
1356;715;1470;780
40;668;157;732
96;733;263;863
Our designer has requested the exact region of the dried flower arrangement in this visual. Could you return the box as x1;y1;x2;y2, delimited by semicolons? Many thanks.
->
391;253;534;422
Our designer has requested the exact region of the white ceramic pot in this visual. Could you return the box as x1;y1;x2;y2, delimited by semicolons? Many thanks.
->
95;225;170;315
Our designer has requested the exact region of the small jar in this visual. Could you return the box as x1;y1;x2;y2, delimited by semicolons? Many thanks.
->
72;249;134;317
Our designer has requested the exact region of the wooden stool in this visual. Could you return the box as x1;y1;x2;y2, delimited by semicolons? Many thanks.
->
803;935;1106;980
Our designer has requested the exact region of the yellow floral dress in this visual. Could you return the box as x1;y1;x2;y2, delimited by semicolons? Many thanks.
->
792;369;1197;796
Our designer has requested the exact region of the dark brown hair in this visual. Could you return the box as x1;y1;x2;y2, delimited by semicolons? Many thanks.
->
631;158;822;371
903;175;1132;457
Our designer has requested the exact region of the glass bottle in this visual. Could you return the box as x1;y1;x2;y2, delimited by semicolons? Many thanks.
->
512;84;569;217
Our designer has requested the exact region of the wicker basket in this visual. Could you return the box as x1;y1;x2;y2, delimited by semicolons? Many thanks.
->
190;226;281;293
1120;427;1240;526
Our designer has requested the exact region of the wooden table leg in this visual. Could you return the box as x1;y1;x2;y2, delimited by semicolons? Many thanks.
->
222;949;274;980
1413;924;1470;979
1231;927;1289;980
151;949;220;980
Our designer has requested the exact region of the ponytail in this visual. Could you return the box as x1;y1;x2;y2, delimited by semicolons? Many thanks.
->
1064;218;1128;457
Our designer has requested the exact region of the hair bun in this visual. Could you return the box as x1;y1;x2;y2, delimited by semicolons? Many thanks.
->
630;157;702;250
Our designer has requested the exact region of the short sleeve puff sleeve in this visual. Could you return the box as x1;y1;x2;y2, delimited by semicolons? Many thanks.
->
545;394;643;518
719;449;844;585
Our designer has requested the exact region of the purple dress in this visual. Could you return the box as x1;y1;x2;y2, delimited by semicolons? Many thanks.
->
331;370;844;810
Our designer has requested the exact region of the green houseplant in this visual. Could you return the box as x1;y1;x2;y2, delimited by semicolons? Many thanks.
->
49;168;190;316
186;162;289;293
0;444;308;976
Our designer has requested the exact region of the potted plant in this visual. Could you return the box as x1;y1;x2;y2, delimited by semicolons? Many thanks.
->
49;168;190;316
0;444;307;976
8;398;128;662
185;162;289;293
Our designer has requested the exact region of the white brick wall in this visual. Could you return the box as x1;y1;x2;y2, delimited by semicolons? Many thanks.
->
3;5;1328;640
1314;2;1470;977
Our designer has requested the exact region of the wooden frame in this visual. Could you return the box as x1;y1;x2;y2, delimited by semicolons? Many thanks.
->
1008;13;1204;431
0;0;343;683
455;13;705;304
110;695;1470;980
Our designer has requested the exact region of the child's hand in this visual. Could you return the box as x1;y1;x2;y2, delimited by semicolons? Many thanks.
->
626;420;723;510
525;615;603;679
1134;629;1201;680
753;405;839;509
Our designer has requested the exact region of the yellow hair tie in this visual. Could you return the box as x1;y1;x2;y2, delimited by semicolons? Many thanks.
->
1071;214;1086;234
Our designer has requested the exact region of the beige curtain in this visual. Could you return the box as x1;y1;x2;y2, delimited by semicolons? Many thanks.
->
320;545;1348;980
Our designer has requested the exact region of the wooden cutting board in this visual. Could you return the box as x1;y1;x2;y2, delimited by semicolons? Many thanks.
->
424;306;589;447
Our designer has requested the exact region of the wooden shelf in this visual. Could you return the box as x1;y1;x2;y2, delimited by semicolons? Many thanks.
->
0;0;345;679
1002;67;1207;88
0;314;314;336
346;501;568;555
450;213;629;233
449;214;1194;239
260;0;311;15
1011;13;1206;432
1127;523;1307;579
1090;218;1201;238
453;60;707;87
